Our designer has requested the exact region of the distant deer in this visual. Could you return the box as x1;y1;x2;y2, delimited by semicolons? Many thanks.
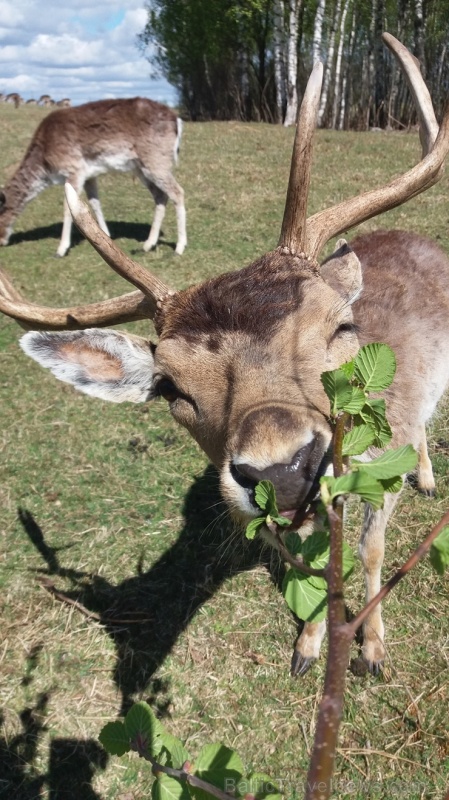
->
0;97;186;256
56;98;71;108
1;35;448;676
38;94;53;107
5;93;23;108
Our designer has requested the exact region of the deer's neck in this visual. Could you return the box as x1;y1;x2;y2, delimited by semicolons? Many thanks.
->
4;142;49;220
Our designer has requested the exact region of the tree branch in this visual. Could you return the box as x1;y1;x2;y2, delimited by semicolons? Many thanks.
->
348;508;449;636
133;745;236;800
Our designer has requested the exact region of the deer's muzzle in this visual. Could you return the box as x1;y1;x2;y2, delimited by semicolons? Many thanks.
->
230;436;329;512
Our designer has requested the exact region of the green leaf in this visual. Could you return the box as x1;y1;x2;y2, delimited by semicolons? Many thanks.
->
192;744;244;800
342;541;356;581
430;526;449;575
272;514;291;528
158;732;190;770
339;359;355;380
341;386;367;415
284;530;303;556
353;445;418;480
342;423;376;456
254;480;278;514
152;773;190;800
299;531;328;589
379;475;403;494
245;516;265;540
301;529;355;586
320;368;353;415
125;702;162;757
357;399;392;447
99;721;130;756
323;472;385;510
353;342;396;392
282;568;328;622
301;529;329;563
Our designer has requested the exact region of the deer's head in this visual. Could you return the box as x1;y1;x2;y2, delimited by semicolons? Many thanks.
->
2;34;449;528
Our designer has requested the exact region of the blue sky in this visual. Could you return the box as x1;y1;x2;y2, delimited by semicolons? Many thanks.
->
0;1;177;106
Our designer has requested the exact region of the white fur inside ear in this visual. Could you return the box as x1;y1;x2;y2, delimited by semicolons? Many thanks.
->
20;329;155;403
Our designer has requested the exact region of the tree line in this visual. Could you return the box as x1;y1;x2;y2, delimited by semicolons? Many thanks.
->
138;0;449;128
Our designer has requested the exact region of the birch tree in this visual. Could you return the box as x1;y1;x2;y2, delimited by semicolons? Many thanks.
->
273;0;286;123
318;0;342;127
283;0;302;126
331;0;350;128
338;0;356;129
312;0;326;64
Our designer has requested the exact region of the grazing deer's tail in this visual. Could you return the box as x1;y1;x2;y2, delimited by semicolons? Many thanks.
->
174;117;183;165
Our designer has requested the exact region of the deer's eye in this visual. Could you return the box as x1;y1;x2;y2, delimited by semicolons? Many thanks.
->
335;322;358;336
155;378;180;403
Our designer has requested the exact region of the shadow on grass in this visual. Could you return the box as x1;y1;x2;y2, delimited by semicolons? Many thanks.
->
8;465;279;796
8;220;177;253
0;679;107;799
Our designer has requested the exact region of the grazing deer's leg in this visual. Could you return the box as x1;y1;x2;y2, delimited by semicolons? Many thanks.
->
84;178;110;237
291;620;327;677
142;173;187;255
58;177;83;256
142;181;168;253
417;424;435;497
359;492;401;673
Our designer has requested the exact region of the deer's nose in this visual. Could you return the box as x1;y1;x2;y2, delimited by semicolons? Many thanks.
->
230;438;328;510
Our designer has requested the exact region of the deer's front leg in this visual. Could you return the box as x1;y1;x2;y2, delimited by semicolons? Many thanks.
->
359;492;400;673
291;620;327;676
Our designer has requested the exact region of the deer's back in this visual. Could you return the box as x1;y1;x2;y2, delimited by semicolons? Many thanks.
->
31;97;179;174
351;230;449;445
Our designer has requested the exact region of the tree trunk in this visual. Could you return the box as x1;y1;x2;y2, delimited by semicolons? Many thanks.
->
318;0;342;127
414;0;425;75
283;0;301;127
312;0;326;64
332;0;350;129
273;0;286;123
338;1;355;130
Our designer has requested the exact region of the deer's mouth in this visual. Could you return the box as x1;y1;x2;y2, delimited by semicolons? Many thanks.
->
226;437;331;521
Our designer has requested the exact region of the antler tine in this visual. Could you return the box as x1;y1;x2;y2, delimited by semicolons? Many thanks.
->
278;61;324;253
65;183;173;304
382;32;438;155
0;266;154;330
304;33;449;259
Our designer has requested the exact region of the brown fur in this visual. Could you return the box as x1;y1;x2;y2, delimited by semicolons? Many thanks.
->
0;97;186;256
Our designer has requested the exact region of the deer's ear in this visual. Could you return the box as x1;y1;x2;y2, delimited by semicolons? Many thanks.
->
320;239;362;303
20;329;155;403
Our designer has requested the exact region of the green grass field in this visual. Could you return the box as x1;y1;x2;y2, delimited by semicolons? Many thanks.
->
0;102;448;799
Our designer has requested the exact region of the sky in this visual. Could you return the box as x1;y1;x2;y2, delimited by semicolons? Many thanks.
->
0;0;177;107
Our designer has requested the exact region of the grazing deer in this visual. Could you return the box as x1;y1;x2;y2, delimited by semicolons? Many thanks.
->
5;93;23;108
0;97;186;257
1;35;449;676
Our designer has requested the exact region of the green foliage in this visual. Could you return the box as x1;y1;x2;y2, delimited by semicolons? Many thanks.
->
245;480;291;540
282;530;355;622
138;0;276;122
100;701;280;800
429;526;449;575
321;344;417;512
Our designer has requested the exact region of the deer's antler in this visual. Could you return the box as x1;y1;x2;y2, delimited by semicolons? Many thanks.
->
279;32;449;260
0;267;154;330
64;184;174;304
0;185;175;331
278;61;323;254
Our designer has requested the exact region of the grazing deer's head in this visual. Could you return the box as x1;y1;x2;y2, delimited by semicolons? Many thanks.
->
1;33;448;530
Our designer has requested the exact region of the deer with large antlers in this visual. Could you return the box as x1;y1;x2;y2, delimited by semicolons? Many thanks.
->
1;34;449;676
0;97;186;256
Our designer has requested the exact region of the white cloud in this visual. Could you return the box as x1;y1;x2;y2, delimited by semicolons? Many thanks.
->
0;1;177;106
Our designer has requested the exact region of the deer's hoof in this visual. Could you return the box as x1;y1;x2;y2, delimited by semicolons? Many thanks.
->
291;651;316;677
